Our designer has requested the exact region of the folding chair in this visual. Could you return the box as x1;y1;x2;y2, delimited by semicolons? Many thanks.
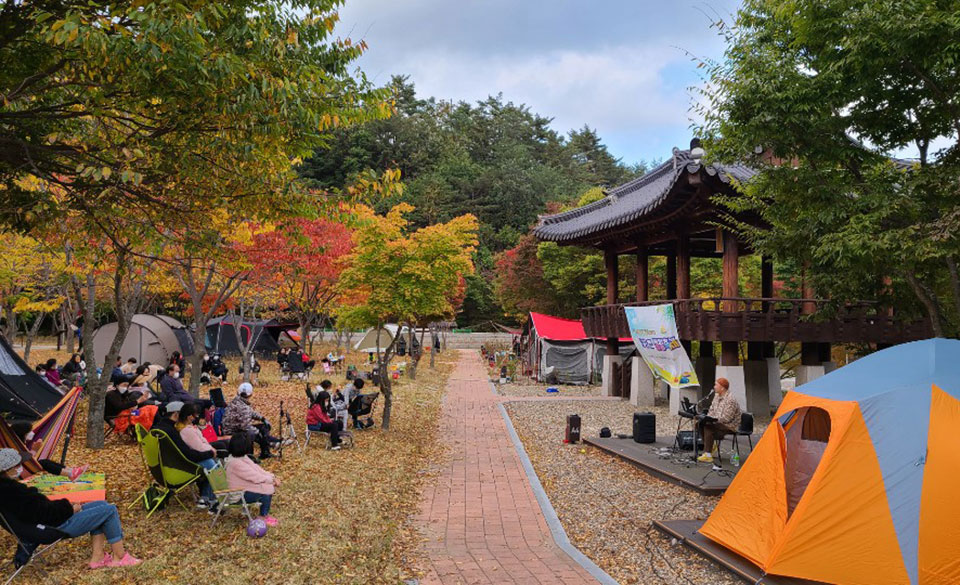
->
204;465;255;527
0;509;66;585
729;412;755;457
303;426;353;450
130;425;203;517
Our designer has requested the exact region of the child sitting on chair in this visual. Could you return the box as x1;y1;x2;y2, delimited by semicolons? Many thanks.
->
225;433;279;526
306;380;343;450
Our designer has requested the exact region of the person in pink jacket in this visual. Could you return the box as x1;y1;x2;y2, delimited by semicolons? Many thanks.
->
225;433;280;526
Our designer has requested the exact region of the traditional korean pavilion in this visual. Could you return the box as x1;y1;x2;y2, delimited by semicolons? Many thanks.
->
534;141;932;413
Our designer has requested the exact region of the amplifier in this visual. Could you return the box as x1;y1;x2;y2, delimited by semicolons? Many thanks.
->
676;430;704;451
633;412;656;444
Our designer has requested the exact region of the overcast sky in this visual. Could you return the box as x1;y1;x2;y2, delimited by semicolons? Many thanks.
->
336;0;741;166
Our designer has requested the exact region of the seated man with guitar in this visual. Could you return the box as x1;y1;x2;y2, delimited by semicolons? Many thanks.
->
696;378;741;463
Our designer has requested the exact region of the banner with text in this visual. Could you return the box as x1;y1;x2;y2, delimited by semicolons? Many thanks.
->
624;304;699;388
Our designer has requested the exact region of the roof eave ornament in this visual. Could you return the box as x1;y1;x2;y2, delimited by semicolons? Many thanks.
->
690;138;705;164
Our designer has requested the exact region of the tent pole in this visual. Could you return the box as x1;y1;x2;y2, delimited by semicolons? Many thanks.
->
59;398;80;466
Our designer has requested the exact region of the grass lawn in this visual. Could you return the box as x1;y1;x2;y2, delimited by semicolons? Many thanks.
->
7;345;453;585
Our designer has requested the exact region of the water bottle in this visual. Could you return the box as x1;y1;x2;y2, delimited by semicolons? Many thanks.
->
732;452;740;467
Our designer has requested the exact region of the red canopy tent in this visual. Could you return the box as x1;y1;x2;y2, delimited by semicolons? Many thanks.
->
522;312;633;383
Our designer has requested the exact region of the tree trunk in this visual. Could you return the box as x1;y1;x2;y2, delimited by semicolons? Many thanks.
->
2;303;16;342
188;323;207;397
406;324;417;380
945;257;960;332
905;269;945;337
22;312;45;364
64;302;75;354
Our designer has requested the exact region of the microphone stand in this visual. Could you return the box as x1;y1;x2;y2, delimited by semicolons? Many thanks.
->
278;400;285;460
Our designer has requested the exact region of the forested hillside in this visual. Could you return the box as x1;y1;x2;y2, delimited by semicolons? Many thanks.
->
299;76;646;326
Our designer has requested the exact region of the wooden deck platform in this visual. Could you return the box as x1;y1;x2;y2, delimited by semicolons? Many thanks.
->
583;435;754;496
653;519;826;585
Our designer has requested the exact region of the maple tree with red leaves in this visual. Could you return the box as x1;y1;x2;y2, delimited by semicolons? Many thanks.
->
247;218;354;354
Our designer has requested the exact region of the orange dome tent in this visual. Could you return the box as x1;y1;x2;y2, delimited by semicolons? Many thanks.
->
701;338;960;585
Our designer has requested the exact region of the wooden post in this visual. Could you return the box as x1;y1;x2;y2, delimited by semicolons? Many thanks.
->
636;246;648;302
699;341;714;358
666;248;677;300
604;248;619;357
761;255;774;298
722;230;739;310
721;230;740;366
677;234;691;300
801;342;821;366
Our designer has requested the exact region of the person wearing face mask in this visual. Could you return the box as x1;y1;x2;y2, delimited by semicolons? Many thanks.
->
222;383;278;459
104;380;158;434
0;448;142;569
152;402;218;506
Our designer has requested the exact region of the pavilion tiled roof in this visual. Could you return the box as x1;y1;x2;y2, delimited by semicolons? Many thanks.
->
534;148;756;244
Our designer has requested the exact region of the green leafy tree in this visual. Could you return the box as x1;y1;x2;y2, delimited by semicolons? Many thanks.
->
337;203;478;429
699;0;960;336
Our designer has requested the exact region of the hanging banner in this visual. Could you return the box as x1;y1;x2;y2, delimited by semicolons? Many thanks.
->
624;304;699;388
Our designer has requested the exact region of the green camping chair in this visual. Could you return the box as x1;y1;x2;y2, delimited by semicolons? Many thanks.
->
204;465;255;527
130;425;202;517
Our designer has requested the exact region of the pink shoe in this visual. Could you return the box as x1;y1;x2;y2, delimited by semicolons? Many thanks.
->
107;553;141;567
69;464;90;482
262;515;279;526
88;552;112;569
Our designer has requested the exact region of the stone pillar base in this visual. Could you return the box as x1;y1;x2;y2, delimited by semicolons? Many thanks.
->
602;355;624;398
823;361;837;375
796;364;826;387
716;365;747;411
744;360;773;416
630;357;656;407
767;357;783;409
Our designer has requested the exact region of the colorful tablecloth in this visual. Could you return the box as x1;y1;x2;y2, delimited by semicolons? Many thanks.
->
25;472;106;503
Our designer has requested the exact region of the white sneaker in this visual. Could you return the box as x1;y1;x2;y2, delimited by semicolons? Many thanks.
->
330;445;341;451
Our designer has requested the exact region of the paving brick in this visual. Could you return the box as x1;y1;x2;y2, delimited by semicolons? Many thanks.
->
416;351;599;584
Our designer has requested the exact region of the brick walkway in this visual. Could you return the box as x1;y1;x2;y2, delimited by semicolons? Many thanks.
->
416;351;600;585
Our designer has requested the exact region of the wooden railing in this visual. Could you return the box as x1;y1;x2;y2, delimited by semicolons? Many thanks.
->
581;297;933;344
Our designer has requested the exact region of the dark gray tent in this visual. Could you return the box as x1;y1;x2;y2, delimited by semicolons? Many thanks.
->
92;314;195;367
205;317;284;356
0;335;63;421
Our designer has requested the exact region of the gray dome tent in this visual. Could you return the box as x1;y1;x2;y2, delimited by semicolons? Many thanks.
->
91;314;195;367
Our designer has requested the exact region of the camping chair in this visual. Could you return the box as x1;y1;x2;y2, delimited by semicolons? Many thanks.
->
728;412;755;458
130;425;203;517
285;354;307;381
348;392;379;429
303;425;353;450
0;509;66;585
204;465;255;527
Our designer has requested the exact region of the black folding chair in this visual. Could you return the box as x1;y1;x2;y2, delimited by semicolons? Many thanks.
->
729;412;755;457
348;392;380;429
0;509;67;584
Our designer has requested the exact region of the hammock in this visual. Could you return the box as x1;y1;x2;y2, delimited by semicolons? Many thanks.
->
0;386;82;475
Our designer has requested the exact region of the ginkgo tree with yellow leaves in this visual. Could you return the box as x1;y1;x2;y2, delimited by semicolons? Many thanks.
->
0;232;67;362
337;202;478;430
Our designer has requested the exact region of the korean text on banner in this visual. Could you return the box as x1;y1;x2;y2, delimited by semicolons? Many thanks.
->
624;304;698;388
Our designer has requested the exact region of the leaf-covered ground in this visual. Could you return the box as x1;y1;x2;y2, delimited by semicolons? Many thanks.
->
7;345;454;585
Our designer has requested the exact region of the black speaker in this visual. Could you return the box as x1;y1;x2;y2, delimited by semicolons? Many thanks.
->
633;412;656;443
676;430;704;451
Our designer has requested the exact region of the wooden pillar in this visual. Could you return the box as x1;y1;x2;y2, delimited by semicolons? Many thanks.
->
722;230;739;309
636;246;648;302
721;230;740;366
604;248;619;357
699;341;714;358
761;255;774;298
677;235;691;300
747;341;765;361
666;248;677;300
818;342;832;363
801;343;820;366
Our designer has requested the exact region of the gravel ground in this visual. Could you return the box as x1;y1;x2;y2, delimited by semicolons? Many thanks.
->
505;398;755;585
495;381;604;398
